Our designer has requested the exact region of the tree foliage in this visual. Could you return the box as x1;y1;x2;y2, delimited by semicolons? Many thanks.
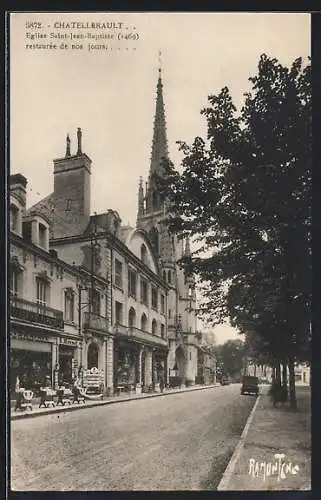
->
156;54;311;407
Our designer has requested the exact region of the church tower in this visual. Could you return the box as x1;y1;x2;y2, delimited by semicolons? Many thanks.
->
137;60;198;385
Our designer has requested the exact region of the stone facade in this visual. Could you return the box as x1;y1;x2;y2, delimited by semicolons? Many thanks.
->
10;65;217;397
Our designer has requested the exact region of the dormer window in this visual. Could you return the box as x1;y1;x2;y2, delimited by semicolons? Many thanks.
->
10;204;19;234
39;223;47;249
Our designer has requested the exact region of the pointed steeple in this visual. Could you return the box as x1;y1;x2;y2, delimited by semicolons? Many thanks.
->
150;56;169;177
145;55;169;215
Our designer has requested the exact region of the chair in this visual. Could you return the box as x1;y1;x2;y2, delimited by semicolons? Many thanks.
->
56;387;73;406
15;389;33;411
39;387;56;408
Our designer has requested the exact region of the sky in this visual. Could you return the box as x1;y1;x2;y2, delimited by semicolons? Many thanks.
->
10;12;310;343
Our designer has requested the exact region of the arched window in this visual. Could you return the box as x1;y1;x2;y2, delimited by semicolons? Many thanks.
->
141;313;147;331
87;343;99;369
128;307;136;328
152;319;157;335
149;227;159;255
141;244;147;264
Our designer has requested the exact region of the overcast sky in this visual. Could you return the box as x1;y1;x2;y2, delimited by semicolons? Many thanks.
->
10;12;310;343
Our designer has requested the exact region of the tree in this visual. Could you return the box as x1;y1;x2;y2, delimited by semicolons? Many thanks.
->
211;339;246;380
157;54;311;410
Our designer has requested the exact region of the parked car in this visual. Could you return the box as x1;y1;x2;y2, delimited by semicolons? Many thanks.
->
240;375;259;396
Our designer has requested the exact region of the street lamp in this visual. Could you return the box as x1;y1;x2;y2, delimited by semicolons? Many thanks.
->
89;213;100;314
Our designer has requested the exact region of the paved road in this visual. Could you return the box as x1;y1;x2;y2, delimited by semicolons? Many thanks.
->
11;384;256;491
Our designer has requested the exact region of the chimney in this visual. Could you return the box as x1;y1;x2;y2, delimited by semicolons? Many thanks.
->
66;134;71;157
77;127;82;155
10;174;27;208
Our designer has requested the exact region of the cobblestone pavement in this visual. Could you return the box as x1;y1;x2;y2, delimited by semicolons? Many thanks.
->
11;384;255;491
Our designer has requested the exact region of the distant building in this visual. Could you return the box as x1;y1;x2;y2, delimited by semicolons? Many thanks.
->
196;343;216;385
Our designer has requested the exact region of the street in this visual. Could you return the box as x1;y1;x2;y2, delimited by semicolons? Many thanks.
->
11;385;256;491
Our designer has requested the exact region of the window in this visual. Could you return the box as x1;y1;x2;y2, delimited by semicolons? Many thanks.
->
128;307;136;328
90;289;101;315
141;244;147;264
115;301;123;324
190;352;192;361
10;204;19;233
141;313;147;331
169;309;172;319
168;270;172;284
115;259;123;288
36;278;48;307
65;199;72;212
64;289;74;322
140;278;148;305
38;223;47;248
161;294;165;314
22;221;32;242
152;319;157;335
163;270;166;281
10;268;19;296
128;268;137;298
151;287;158;310
161;324;165;339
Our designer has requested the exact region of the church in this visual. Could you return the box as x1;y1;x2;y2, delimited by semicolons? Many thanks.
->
10;63;215;394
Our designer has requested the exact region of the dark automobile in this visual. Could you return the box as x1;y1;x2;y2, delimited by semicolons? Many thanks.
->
241;375;259;396
220;375;230;386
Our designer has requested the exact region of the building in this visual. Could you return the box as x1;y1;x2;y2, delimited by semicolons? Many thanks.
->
136;67;199;385
10;174;110;396
26;127;169;395
10;64;215;394
196;343;217;385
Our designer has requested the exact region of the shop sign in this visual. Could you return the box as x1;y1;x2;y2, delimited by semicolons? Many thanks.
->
12;332;49;343
60;337;80;347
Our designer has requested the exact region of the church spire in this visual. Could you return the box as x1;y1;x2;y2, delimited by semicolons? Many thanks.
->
150;52;169;177
144;54;169;215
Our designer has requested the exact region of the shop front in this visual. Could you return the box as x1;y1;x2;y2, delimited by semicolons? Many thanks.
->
114;341;139;389
152;348;167;390
10;330;54;396
58;337;81;386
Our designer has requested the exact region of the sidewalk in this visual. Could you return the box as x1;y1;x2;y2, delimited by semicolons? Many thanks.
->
11;383;220;421
218;385;311;491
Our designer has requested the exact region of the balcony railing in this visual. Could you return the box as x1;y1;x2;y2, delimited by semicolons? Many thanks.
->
83;312;109;333
10;296;64;329
114;323;168;348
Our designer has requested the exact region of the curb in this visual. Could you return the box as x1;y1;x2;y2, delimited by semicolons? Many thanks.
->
217;393;261;491
11;384;220;421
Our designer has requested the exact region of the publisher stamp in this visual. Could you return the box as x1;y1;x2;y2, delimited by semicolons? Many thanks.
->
248;454;300;482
